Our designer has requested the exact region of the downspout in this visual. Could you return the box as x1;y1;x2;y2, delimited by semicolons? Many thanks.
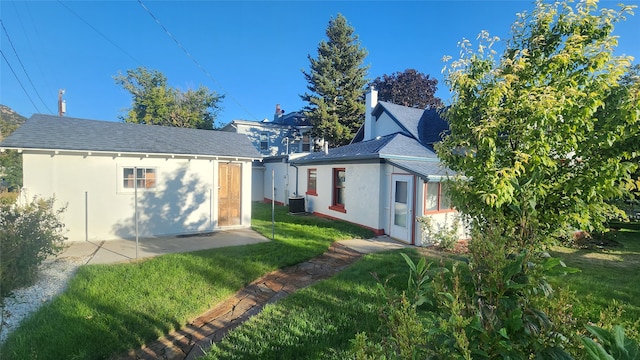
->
411;175;417;245
289;161;299;196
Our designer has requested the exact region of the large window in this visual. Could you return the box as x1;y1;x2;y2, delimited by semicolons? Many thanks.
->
330;168;346;212
306;168;317;196
123;167;156;189
424;182;452;213
260;132;269;151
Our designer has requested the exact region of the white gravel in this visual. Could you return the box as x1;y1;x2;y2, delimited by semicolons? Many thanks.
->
0;255;90;344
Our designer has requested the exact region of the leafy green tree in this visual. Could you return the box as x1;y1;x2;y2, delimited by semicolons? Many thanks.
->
114;67;224;129
371;69;443;109
439;1;639;249
0;151;22;192
0;108;26;192
436;1;639;354
301;14;369;148
355;1;639;358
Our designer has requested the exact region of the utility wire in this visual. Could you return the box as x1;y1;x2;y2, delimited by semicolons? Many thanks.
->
13;1;55;106
0;19;53;114
57;0;144;66
0;49;41;113
136;0;258;120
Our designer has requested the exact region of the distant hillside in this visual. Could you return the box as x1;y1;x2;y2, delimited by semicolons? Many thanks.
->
0;105;27;140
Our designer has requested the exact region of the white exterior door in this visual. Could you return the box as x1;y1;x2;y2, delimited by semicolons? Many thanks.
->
390;174;413;243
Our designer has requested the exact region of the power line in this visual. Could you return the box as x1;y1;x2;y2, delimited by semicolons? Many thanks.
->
136;0;258;120
0;49;41;113
57;0;144;66
0;19;53;114
13;1;55;104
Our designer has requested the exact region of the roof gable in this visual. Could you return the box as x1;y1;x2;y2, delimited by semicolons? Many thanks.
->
370;101;449;146
0;114;260;158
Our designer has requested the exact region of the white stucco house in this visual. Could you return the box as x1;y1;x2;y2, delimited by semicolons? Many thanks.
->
0;114;260;242
261;89;467;246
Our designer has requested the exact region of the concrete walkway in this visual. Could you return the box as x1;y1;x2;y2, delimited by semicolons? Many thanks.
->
58;228;271;265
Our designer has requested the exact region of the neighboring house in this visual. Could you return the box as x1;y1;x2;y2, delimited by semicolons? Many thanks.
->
220;104;314;157
262;89;467;246
221;104;315;202
0;114;260;242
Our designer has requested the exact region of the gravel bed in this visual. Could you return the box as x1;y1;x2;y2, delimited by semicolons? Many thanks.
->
0;255;89;344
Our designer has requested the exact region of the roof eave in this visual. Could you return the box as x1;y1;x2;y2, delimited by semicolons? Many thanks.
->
0;146;258;161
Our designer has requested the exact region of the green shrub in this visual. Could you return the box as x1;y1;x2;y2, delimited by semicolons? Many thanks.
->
417;213;461;251
0;197;67;296
0;190;18;206
354;244;580;359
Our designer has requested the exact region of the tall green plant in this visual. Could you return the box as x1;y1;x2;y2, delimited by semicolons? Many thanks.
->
434;1;639;356
0;197;67;296
439;0;639;249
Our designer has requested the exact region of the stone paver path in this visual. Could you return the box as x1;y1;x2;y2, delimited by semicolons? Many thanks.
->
118;242;363;360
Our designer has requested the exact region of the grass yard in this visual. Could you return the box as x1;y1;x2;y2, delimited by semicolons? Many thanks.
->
203;230;640;359
0;202;372;360
550;229;640;336
2;202;639;359
204;249;420;360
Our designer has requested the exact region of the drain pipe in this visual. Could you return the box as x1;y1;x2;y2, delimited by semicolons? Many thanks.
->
289;161;299;196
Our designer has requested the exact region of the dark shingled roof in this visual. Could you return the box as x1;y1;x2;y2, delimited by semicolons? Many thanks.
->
292;133;438;164
386;159;453;180
0;114;261;158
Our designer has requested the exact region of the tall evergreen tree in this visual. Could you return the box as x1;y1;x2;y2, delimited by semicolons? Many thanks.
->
301;14;369;148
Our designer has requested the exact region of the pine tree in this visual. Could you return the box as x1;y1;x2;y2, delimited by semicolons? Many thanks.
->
301;14;369;148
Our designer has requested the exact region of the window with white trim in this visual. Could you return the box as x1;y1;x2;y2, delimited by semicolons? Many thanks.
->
123;167;156;189
260;132;269;151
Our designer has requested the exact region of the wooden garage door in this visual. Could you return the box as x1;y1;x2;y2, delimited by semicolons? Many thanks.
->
218;163;242;226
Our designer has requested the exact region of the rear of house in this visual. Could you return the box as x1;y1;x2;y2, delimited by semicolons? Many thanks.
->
260;89;468;246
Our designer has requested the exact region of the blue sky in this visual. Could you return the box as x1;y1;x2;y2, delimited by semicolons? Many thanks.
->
1;1;639;125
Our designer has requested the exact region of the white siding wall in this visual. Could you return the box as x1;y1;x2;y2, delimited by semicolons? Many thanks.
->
22;152;252;242
262;161;290;204
298;163;384;232
251;165;265;202
414;178;469;246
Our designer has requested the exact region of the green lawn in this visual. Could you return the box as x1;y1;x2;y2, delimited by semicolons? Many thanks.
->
2;203;638;359
203;230;640;359
550;229;640;335
0;202;372;360
204;249;419;360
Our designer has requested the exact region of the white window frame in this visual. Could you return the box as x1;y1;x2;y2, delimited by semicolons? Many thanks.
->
117;166;158;194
